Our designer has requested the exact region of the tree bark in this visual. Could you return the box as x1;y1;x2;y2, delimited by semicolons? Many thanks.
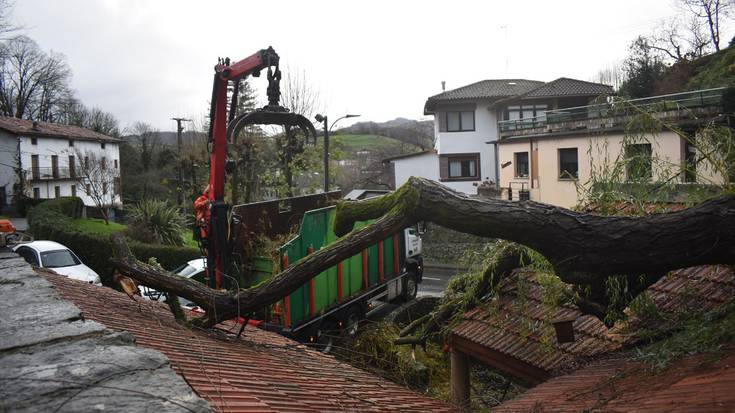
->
111;177;735;327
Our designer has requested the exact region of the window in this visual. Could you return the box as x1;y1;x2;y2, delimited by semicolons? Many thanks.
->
84;156;89;169
101;156;106;170
33;188;40;199
54;186;60;198
101;142;106;149
559;148;578;179
114;177;121;194
684;140;697;183
515;152;529;178
86;184;91;194
114;159;118;169
506;104;548;122
68;139;74;147
440;153;481;181
103;182;108;194
31;137;37;145
16;246;39;266
445;111;475;132
51;155;59;178
625;143;652;181
41;249;81;268
31;155;39;180
71;185;77;197
69;155;75;178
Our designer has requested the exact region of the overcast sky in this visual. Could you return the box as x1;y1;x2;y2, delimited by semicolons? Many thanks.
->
14;0;713;132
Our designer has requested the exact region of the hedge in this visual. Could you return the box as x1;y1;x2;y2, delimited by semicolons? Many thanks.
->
28;197;200;286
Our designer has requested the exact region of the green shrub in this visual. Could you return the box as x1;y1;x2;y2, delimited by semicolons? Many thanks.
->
126;199;187;246
28;199;198;286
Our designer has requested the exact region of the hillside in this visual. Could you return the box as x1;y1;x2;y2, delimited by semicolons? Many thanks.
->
655;45;735;95
330;134;421;158
337;117;434;150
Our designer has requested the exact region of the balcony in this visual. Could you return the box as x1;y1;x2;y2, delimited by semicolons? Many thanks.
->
28;167;76;181
498;87;727;138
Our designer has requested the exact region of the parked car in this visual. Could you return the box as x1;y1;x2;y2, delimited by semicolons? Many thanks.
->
138;257;206;308
14;240;101;285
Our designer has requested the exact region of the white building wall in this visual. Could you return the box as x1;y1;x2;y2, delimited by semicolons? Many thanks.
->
391;153;440;189
0;131;17;207
19;135;121;207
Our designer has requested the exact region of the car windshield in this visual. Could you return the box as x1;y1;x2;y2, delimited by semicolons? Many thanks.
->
176;264;199;278
41;249;81;268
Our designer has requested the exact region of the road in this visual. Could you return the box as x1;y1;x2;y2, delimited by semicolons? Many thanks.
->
417;264;464;297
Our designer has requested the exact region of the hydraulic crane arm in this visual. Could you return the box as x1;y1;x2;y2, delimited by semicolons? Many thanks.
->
203;47;316;290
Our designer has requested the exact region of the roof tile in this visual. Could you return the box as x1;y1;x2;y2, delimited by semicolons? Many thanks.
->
0;116;120;142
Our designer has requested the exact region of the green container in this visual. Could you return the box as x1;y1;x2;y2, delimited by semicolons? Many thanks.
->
258;205;405;328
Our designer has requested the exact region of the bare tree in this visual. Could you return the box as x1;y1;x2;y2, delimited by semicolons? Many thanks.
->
592;63;626;91
0;0;20;39
126;121;160;172
0;36;72;120
74;149;119;225
681;0;732;52
647;16;711;63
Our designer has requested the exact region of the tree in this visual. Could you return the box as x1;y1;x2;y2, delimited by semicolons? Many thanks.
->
74;149;119;225
56;97;120;137
126;121;160;172
111;177;735;328
592;63;626;91
681;0;732;52
0;35;72;120
619;36;667;98
0;0;20;39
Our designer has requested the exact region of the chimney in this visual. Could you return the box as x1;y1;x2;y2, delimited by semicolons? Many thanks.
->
441;81;446;91
32;121;39;130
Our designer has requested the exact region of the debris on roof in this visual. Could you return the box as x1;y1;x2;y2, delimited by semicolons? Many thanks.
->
0;253;211;413
451;265;735;384
41;271;456;412
0;116;120;142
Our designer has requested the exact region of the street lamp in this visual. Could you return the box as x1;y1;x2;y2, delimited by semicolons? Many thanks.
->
314;113;360;192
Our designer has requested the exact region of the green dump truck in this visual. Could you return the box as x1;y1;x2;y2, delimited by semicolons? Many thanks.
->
230;190;424;349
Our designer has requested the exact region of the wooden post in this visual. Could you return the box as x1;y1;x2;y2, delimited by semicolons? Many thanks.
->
451;348;471;411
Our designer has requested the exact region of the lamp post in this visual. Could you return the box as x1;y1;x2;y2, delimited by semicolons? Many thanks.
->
314;113;360;192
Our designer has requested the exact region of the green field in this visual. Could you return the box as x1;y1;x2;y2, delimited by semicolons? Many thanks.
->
330;134;420;157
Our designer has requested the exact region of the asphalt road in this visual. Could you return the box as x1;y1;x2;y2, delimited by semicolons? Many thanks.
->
417;264;464;297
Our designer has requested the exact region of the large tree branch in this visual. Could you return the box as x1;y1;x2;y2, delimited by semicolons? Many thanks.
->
112;177;735;327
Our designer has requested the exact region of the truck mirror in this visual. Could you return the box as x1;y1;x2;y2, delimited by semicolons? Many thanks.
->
416;221;427;235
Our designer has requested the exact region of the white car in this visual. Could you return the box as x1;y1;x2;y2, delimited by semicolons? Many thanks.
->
138;257;206;307
14;240;101;285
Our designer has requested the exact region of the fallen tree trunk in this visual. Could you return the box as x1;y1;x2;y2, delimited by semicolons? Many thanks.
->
112;177;735;327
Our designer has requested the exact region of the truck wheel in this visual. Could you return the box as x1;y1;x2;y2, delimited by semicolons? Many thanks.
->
403;274;418;302
343;308;362;339
316;322;337;354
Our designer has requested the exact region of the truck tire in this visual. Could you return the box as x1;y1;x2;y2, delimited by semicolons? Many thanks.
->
342;307;362;339
316;321;338;354
403;274;418;302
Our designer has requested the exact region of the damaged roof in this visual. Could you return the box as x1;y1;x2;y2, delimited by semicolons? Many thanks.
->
0;116;120;143
451;265;735;384
42;271;455;413
493;348;735;412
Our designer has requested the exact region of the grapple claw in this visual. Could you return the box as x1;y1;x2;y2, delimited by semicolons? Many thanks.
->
227;105;317;144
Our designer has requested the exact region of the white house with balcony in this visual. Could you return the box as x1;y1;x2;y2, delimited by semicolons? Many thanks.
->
0;117;122;212
387;78;612;194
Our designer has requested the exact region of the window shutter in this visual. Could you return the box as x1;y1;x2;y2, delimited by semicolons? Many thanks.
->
439;155;449;180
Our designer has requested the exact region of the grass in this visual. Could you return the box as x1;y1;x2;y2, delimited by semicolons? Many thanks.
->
68;218;126;235
330;134;421;157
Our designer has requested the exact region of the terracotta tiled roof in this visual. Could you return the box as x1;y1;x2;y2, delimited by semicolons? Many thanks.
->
42;272;455;413
493;349;735;413
451;265;735;382
520;77;612;98
424;79;544;113
0;116;120;142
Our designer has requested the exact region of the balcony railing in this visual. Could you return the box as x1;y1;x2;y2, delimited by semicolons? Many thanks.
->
28;167;76;181
498;87;727;133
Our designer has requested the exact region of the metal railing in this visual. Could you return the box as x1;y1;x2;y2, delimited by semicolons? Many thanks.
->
498;87;727;132
28;167;76;180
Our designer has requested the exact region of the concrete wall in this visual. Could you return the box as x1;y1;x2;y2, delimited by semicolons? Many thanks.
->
391;152;440;189
19;135;121;207
498;130;726;208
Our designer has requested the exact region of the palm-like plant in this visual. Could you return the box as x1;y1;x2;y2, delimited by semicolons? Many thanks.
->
127;199;187;246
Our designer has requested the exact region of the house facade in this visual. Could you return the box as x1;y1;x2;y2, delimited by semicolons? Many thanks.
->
0;117;122;210
497;87;729;208
388;78;612;194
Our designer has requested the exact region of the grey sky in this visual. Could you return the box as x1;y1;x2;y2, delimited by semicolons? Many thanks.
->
15;0;711;132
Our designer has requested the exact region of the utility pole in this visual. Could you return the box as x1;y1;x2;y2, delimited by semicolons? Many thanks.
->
171;117;192;206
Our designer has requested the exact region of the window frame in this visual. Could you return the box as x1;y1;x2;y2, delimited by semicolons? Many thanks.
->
439;153;481;182
514;152;530;178
558;148;579;180
445;110;476;132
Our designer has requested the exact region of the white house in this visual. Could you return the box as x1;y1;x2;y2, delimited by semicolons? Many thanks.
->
388;78;613;194
0;117;122;210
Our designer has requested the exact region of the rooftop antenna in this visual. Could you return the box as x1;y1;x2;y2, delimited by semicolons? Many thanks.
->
441;81;446;91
